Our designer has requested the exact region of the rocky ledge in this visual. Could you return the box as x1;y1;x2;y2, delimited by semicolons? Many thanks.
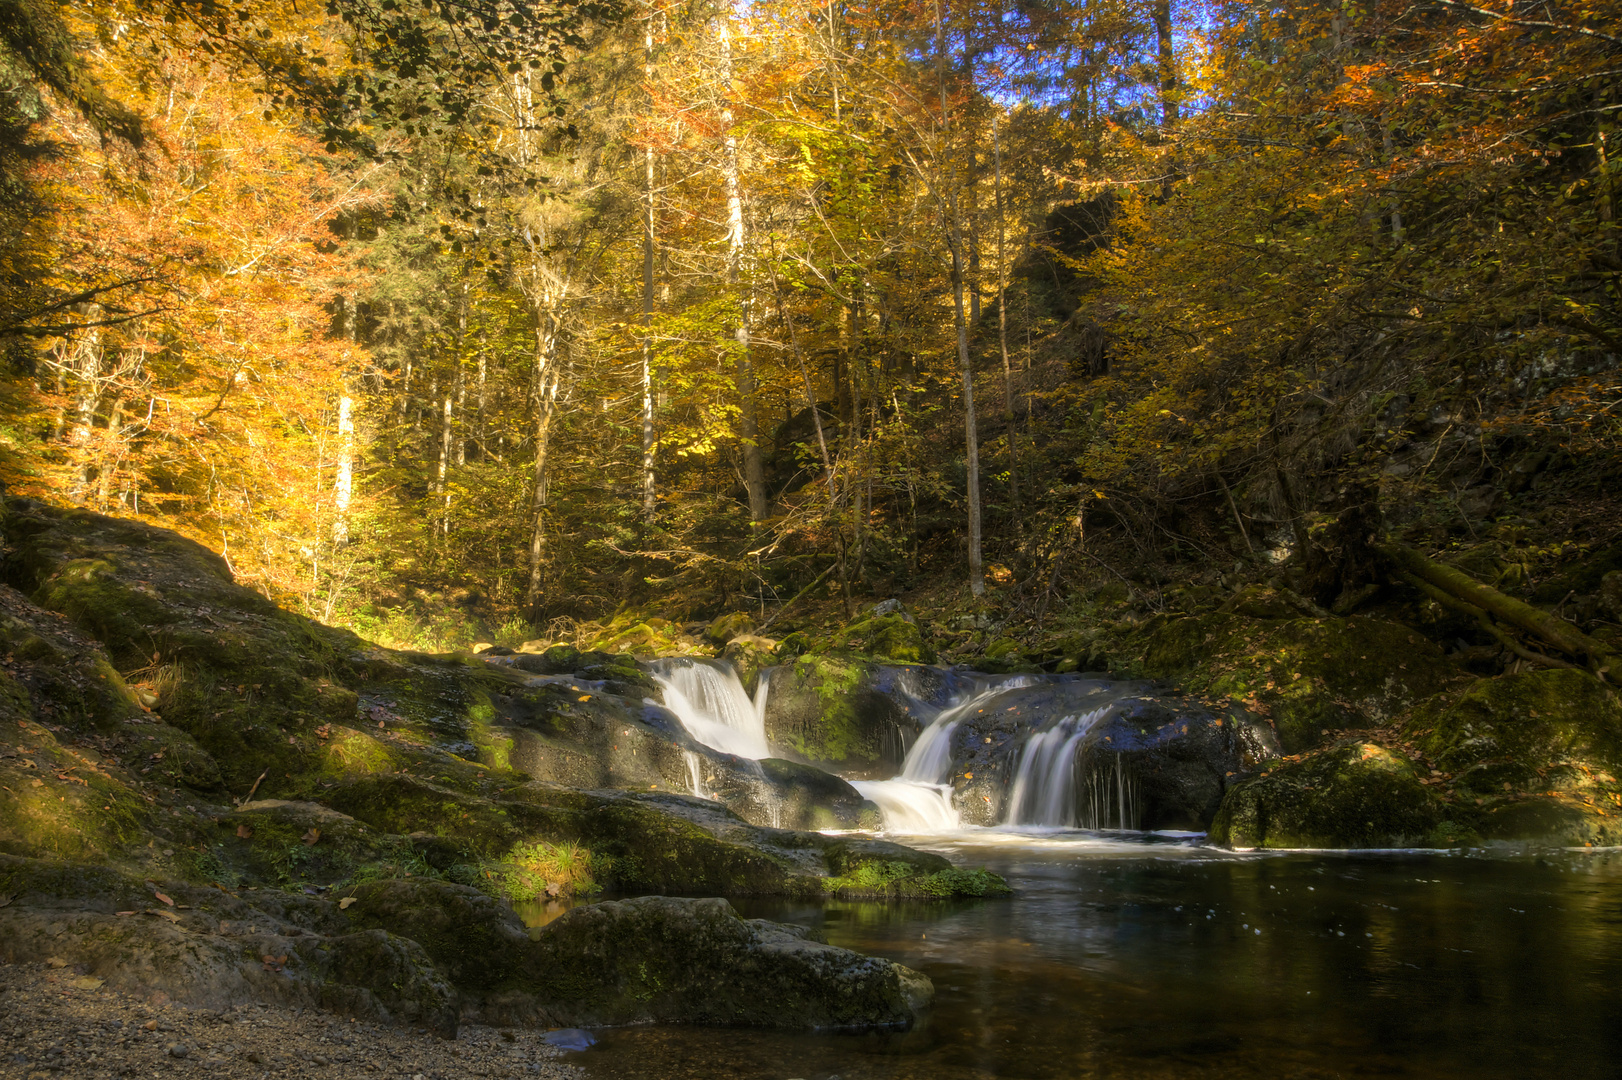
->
0;499;996;1032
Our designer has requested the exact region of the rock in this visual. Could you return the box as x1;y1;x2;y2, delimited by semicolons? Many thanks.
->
761;656;934;777
827;615;936;664
1409;668;1622;846
168;1042;189;1058
928;677;1279;829
755;759;881;831
1210;742;1456;849
870;599;913;623
719;635;778;696
704;612;757;647
530;896;932;1029
1600;571;1622;621
1131;612;1460;753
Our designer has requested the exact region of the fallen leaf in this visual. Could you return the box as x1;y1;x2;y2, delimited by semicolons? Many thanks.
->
70;976;103;990
577;695;591;702
46;957;68;968
301;828;321;846
544;882;561;898
236;824;253;839
338;896;357;910
147;908;181;923
153;891;174;906
115;911;136;917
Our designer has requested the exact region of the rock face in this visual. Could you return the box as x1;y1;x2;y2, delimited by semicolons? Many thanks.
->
927;678;1279;830
484;654;877;831
1207;668;1622;850
0;855;930;1035
762;657;945;778
1129;610;1461;754
0;497;1006;1034
530;895;931;1029
1209;743;1454;849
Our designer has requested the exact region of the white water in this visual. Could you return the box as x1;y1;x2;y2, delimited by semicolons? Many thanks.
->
852;779;961;832
649;658;770;759
1005;708;1111;827
683;750;713;800
856;673;1047;833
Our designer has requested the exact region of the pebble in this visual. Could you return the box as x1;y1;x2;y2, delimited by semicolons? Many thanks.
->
168;1042;190;1058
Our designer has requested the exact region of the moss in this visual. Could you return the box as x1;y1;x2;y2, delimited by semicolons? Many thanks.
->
819;858;1012;899
1133;613;1459;753
829;615;937;664
1210;742;1453;849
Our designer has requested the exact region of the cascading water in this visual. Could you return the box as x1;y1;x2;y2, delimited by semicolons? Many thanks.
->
683;750;712;800
852;674;1046;834
648;657;770;760
1005;708;1114;828
649;655;1147;836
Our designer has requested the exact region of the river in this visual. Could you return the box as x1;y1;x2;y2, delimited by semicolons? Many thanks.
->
560;832;1622;1079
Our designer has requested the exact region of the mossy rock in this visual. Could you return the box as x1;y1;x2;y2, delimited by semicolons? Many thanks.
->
828;615;937;664
1132;612;1460;753
1210;742;1460;849
720;634;779;695
530;895;932;1029
761;655;921;778
1404;669;1622;845
704;612;757;647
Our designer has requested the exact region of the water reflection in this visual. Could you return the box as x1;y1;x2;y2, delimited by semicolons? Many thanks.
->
555;836;1622;1079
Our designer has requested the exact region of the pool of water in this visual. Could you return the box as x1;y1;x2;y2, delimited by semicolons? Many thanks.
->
564;831;1622;1079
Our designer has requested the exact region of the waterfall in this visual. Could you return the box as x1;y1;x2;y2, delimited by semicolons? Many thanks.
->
648;657;770;760
851;779;959;832
854;673;1044;833
683;750;713;800
1005;708;1141;830
1079;752;1140;831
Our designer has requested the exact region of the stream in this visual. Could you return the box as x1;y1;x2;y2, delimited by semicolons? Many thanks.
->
549;660;1622;1078
568;835;1622;1079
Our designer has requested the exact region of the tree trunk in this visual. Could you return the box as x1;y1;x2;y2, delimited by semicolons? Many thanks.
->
993;114;1020;521
1377;543;1618;679
525;314;562;615
719;18;768;523
640;7;658;521
936;0;985;596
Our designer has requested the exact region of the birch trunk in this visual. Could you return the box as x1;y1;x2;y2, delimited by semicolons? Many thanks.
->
719;18;768;523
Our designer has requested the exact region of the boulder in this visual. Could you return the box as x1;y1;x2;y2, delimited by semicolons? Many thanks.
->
761;656;937;777
1209;742;1457;849
929;677;1279;830
1409;668;1622;846
1131;611;1461;753
530;895;932;1029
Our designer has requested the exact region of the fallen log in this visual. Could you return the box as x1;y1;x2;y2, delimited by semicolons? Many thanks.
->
1376;541;1617;681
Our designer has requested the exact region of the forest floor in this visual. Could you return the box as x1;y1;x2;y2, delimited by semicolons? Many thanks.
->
0;959;583;1080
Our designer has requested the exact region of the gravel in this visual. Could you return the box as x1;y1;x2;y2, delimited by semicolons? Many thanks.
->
0;960;586;1080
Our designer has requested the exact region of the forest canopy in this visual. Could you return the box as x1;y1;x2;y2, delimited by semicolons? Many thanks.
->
0;0;1616;647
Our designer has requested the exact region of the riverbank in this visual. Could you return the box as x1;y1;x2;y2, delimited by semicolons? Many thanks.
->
0;958;582;1079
